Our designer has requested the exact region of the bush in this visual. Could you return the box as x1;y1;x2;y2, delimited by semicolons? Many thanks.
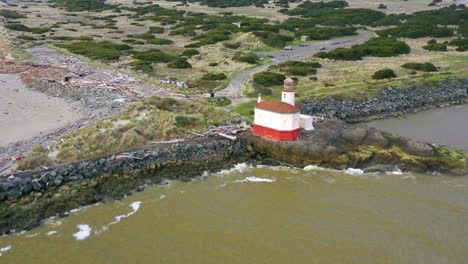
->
58;41;131;60
264;34;294;48
372;69;397;80
315;37;410;61
201;73;227;80
168;59;192;68
276;60;321;76
16;146;53;170
5;23;50;34
0;10;26;19
448;38;468;52
233;53;260;64
133;49;177;63
149;26;164;34
148;38;173;45
182;49;199;57
423;43;447;51
253;72;286;86
402;62;437;72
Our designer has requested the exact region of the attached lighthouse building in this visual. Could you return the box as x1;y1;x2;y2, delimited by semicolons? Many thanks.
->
253;78;314;141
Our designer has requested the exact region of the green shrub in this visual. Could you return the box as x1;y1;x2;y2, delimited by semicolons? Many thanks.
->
423;43;447;51
448;38;468;52
209;62;219;67
130;60;153;72
149;26;164;34
276;60;321;76
201;72;227;80
253;71;286;86
372;68;397;80
315;37;410;61
58;41;131;60
148;38;173;45
233;53;260;64
5;24;50;34
182;49;200;57
133;49;177;63
168;59;192;68
0;10;26;19
402;62;437;72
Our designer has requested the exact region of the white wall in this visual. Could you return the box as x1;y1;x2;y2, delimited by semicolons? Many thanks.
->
254;108;300;131
281;92;295;106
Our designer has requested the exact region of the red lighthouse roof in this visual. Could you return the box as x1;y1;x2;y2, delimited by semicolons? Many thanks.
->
255;100;300;113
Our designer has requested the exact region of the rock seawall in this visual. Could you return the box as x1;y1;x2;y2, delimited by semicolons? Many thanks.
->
301;78;468;122
0;137;249;235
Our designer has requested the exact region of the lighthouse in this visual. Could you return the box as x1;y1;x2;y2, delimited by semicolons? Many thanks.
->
253;78;314;141
282;78;296;105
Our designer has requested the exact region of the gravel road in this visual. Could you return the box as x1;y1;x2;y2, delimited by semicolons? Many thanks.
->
221;30;373;98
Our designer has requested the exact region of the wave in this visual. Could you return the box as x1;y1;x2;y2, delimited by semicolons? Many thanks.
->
215;163;252;175
236;177;276;183
95;201;142;234
0;245;11;257
47;231;58;236
73;225;92;240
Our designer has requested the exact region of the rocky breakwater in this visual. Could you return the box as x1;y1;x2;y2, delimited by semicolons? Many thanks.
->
0;137;249;235
245;119;467;175
301;78;468;122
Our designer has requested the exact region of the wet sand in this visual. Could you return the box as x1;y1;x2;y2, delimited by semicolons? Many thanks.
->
0;74;82;147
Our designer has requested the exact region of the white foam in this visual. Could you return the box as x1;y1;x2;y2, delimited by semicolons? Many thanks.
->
0;245;11;257
237;177;276;183
216;163;252;175
343;168;364;175
73;225;92;240
386;168;403;175
159;195;166;199
25;233;39;238
96;202;142;234
47;231;57;236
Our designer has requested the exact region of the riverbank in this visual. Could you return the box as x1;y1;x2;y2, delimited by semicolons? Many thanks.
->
300;78;468;122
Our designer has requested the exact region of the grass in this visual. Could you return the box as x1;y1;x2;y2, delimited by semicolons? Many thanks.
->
55;97;243;162
233;101;256;120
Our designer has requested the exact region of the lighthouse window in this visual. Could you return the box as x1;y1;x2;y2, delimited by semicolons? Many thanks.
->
283;93;286;99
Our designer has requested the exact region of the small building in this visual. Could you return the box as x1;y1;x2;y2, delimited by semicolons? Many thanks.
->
301;35;310;41
253;78;314;141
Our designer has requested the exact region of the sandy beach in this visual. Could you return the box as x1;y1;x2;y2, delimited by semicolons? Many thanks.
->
0;74;82;147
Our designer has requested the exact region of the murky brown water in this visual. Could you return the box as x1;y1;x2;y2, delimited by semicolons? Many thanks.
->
1;164;467;264
368;104;468;151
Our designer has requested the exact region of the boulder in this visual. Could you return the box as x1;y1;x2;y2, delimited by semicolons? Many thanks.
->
362;127;389;147
398;138;435;157
341;126;368;145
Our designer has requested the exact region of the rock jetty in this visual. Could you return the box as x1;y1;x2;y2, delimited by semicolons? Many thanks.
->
301;78;468;122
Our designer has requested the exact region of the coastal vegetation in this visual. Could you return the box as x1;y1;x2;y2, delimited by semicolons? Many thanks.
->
372;68;397;80
402;62;437;72
55;97;242;162
315;37;411;61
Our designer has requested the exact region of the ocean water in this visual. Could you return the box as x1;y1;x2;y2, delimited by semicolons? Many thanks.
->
0;164;467;264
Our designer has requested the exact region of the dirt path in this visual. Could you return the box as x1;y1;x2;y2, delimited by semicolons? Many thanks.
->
221;30;374;100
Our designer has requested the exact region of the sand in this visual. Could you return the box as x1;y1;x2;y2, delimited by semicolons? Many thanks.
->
0;74;82;147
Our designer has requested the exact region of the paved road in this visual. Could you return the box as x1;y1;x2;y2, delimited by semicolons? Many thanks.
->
220;30;373;98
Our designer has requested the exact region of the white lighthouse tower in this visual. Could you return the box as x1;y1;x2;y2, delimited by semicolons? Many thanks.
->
281;78;296;106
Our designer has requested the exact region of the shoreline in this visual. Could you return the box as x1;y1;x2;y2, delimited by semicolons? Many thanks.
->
0;74;83;147
0;119;466;235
